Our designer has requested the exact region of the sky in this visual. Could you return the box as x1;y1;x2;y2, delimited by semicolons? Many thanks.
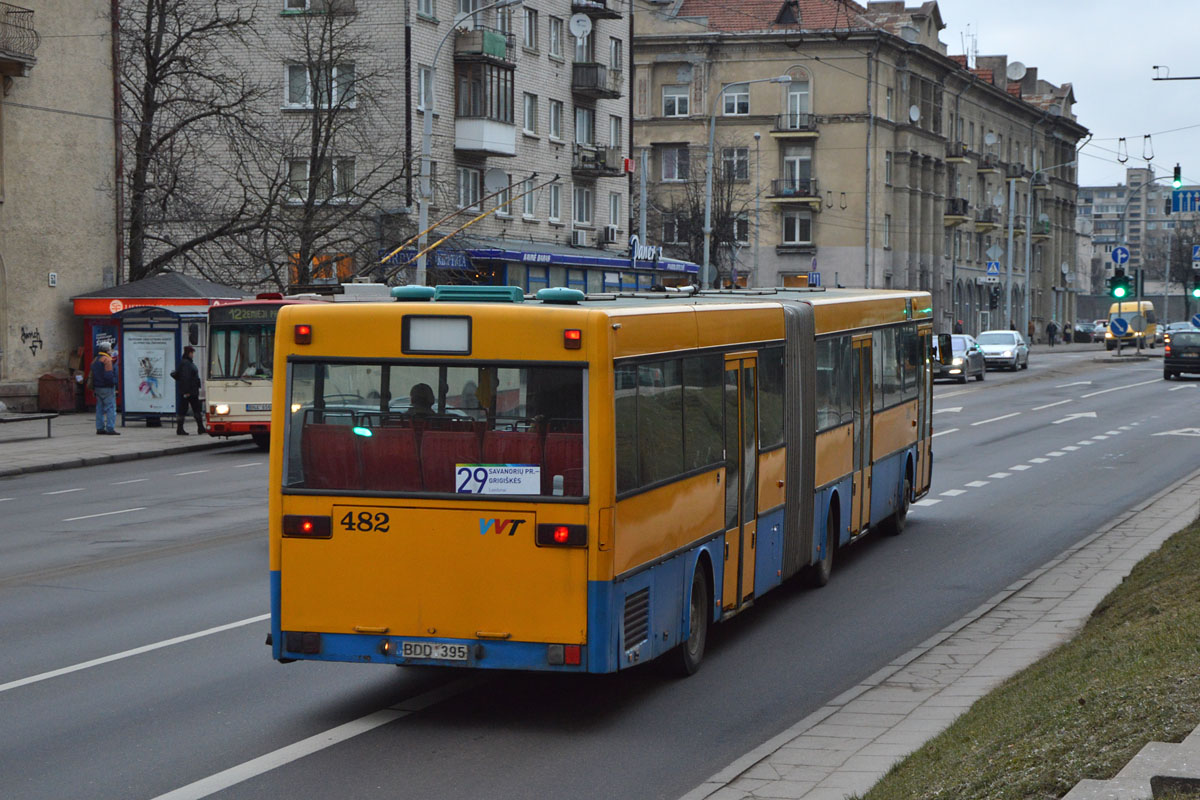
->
936;0;1200;188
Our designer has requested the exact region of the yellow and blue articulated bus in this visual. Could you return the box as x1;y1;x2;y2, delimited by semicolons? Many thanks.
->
268;285;936;675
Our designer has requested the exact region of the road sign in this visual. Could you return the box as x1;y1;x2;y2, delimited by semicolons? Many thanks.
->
1192;313;1200;329
986;261;1001;277
1193;244;1200;264
986;244;1004;260
808;271;821;287
1173;190;1200;214
1109;317;1129;336
1111;246;1130;265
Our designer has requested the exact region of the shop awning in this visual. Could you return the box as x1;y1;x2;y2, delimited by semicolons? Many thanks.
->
71;270;244;316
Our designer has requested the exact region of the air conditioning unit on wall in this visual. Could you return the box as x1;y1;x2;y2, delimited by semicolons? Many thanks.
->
571;229;588;247
602;225;618;244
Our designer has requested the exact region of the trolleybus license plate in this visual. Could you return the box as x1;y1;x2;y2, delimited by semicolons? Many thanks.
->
246;403;271;411
402;641;469;661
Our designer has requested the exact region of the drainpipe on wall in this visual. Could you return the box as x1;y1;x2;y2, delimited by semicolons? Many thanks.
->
405;0;413;210
864;39;880;289
110;0;124;285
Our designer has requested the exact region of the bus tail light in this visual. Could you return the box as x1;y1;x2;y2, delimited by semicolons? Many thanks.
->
283;514;331;538
536;523;586;547
294;324;312;345
547;644;582;666
563;329;582;350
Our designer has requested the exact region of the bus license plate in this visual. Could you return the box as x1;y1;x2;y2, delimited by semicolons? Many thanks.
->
402;641;469;661
246;403;271;411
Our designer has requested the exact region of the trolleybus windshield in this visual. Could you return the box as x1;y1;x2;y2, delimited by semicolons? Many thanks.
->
209;305;280;380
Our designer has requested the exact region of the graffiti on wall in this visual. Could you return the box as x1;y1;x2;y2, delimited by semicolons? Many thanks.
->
20;326;43;356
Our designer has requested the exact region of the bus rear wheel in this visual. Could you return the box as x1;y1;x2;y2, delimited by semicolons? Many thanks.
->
883;476;911;536
670;568;710;676
810;507;837;587
251;433;270;451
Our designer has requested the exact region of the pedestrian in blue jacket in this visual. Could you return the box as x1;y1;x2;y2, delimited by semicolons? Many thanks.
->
91;342;120;435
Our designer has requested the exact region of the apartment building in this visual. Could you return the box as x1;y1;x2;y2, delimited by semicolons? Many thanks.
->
0;2;117;407
632;0;1086;333
237;0;666;294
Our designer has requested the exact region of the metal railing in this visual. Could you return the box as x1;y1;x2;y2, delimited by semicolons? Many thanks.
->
770;177;818;197
773;112;814;132
0;3;38;60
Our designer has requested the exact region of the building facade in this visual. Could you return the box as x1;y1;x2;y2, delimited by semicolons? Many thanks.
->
0;2;118;407
632;0;1086;335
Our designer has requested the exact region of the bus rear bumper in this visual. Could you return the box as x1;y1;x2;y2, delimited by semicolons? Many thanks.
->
206;419;270;436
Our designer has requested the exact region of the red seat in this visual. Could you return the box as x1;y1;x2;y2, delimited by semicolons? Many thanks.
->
543;432;584;496
421;430;482;493
360;427;423;492
483;429;542;466
301;424;361;490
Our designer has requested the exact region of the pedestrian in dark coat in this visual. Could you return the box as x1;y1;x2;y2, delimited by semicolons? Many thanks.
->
173;346;205;435
1046;320;1058;347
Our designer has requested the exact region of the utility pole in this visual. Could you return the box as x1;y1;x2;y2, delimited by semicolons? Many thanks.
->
1005;173;1016;328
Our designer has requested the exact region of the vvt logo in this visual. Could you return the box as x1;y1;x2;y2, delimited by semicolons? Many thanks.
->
479;518;526;536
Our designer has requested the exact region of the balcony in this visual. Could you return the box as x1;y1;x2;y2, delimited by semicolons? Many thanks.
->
1006;162;1027;181
974;207;1000;232
0;3;39;77
571;0;622;19
977;153;1001;173
454;26;515;66
771;113;817;138
768;177;820;207
572;63;621;99
944;198;969;226
1031;219;1052;241
572;144;623;177
456;117;516;156
946;141;969;163
1032;173;1050;192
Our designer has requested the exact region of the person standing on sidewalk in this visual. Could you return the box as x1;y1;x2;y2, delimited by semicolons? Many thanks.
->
1046;320;1058;347
173;345;206;436
91;342;120;435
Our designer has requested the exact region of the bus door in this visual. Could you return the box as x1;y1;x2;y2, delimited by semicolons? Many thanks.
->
721;353;758;612
916;328;932;494
851;336;872;537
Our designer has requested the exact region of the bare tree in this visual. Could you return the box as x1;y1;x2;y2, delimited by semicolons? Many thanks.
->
227;4;416;290
647;142;754;287
118;0;268;283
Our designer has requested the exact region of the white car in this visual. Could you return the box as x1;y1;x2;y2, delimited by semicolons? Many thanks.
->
975;330;1029;371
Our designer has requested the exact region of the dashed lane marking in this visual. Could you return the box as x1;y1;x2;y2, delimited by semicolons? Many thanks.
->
62;507;147;522
971;412;1020;426
1062;445;1080;451
113;478;149;485
940;489;967;497
1029;457;1049;463
175;470;210;476
1080;378;1161;398
932;428;958;438
1010;465;1031;471
913;499;940;507
965;480;990;487
233;462;261;468
1047;451;1066;457
42;488;84;496
988;472;1011;479
1033;399;1072;410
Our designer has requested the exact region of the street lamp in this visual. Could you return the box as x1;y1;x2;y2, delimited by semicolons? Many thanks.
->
415;0;524;287
703;75;791;288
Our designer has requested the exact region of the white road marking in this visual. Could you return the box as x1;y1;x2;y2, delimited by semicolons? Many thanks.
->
1052;412;1097;424
1033;399;1072;410
913;499;940;507
175;469;210;476
1153;428;1200;437
1105;430;1121;435
932;428;958;438
1029;457;1049;463
1079;378;1161;398
988;472;1011;479
932;407;962;414
1009;465;1031;471
965;480;990;487
0;497;11;502
112;478;149;485
971;412;1020;426
1062;445;1080;451
62;507;147;522
934;389;977;399
940;489;967;497
42;488;84;495
1076;441;1094;446
150;677;484;800
1055;381;1093;388
1168;385;1197;391
1047;451;1066;457
233;462;261;468
1119;425;1133;431
1093;435;1109;440
0;614;269;694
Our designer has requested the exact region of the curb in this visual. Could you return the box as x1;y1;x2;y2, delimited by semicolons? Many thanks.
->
0;438;243;479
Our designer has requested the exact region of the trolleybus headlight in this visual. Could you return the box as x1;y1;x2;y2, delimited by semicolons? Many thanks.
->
213;404;231;415
536;523;587;547
283;514;332;538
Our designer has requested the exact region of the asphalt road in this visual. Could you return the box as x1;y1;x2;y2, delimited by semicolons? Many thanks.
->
0;353;1196;800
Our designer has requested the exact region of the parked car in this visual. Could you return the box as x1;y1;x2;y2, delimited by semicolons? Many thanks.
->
1163;328;1200;379
1073;321;1096;343
1163;321;1198;336
932;334;986;383
1092;319;1109;342
976;330;1029;371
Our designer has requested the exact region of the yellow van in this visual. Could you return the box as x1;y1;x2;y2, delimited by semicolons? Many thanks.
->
1106;300;1157;350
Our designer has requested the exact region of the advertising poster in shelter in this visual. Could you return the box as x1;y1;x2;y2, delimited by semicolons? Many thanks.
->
121;330;177;414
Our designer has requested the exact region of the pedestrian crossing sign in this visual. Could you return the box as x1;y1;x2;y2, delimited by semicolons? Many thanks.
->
986;261;1001;277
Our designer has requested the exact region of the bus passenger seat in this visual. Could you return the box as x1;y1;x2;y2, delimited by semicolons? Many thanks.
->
301;424;362;489
421;429;482;492
360;427;422;492
543;432;583;496
483;429;542;467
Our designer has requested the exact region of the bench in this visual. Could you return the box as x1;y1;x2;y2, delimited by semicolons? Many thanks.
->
0;412;58;438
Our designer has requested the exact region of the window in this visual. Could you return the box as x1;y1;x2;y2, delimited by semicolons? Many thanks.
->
523;8;538;49
884;151;892;184
522;178;536;217
723;83;749;116
458;166;481;209
609;37;622;70
609;115;621;148
497;5;514;35
285;63;355;108
496;174;512;216
758;346;785;448
549;99;563;139
459;0;479;15
523;93;538;134
782;144;812;191
609;192;621;225
734;213;749;243
289;158;355;201
782;209;812;244
575;106;594;145
574;31;592;62
417;0;434;17
883;214;891;248
455;62;514;122
548;16;563;57
885;87;893;121
663;85;689;117
722;147;749;180
814;336;853;431
418;65;433;111
662;216;683;244
573;185;593;225
661;146;689;181
548;183;561;221
527;266;549;293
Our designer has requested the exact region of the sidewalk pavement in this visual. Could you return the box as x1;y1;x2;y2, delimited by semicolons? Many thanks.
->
682;472;1200;800
0;410;240;479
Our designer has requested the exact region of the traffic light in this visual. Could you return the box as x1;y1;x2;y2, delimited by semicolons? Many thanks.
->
1110;269;1131;299
1173;164;1182;190
1192;278;1200;299
988;286;999;310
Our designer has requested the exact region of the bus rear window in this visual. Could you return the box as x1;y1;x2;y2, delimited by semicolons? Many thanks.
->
284;361;586;497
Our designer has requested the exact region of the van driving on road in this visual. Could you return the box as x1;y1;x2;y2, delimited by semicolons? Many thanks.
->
1106;301;1156;350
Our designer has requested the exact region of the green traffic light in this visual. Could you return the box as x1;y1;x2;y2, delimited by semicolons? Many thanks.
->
1113;286;1128;298
1192;286;1200;299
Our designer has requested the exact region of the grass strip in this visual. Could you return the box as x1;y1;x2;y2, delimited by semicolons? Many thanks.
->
856;518;1200;800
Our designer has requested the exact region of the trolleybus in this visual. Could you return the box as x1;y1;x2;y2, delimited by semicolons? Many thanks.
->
268;285;944;675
